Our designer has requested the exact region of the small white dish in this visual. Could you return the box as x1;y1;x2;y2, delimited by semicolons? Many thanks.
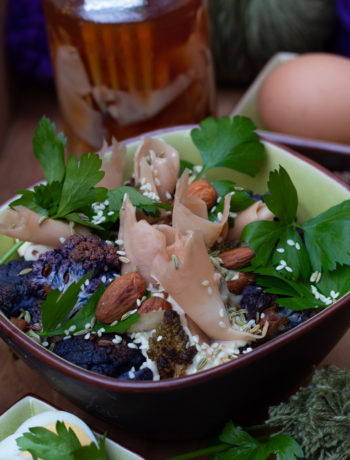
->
0;395;144;460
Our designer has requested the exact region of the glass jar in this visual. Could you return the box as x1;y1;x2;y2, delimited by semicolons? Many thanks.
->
42;0;216;155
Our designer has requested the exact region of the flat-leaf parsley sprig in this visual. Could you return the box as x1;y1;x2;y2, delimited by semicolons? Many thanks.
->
10;116;172;230
16;421;107;460
166;421;303;460
190;116;266;180
241;166;350;310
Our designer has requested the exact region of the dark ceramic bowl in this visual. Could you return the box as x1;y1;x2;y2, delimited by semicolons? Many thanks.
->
0;126;350;439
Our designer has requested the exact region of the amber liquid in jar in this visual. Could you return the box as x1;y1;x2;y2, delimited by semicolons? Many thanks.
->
42;0;216;155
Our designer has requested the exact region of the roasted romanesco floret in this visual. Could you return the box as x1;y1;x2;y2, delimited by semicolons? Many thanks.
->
147;309;197;379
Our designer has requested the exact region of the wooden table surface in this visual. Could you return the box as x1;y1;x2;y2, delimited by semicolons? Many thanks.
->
0;86;349;459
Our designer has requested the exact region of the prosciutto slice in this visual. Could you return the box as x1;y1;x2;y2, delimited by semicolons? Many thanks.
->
227;200;275;242
0;207;90;247
97;138;126;190
134;137;179;202
172;170;230;248
152;230;264;341
118;196;172;284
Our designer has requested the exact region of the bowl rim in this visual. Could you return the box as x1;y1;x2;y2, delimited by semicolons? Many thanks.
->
1;123;350;393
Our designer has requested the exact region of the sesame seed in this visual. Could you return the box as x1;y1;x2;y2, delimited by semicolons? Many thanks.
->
235;186;244;191
310;271;322;283
276;248;285;253
64;329;70;336
84;333;91;340
330;290;339;299
157;335;163;342
128;371;135;379
84;279;90;286
295;242;301;250
63;335;72;341
217;212;223;221
219;308;225;318
42;341;49;347
107;211;114;216
285;266;293;272
128;343;138;349
219;321;227;329
115;239;124;245
112;335;122;344
117;250;126;256
201;280;210;286
217;197;222;203
287;239;295;246
110;320;119;326
136;299;141;306
211;206;216;212
59;237;65;244
119;256;130;263
85;323;91;329
165;191;172;200
229;212;237;218
69;325;76;332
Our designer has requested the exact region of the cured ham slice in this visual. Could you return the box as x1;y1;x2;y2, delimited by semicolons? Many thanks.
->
152;230;264;341
227;200;275;242
0;207;90;247
118;196;172;284
172;170;230;248
134;138;180;202
97;138;126;190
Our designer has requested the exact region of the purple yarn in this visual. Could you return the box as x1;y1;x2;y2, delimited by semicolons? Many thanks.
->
5;0;53;84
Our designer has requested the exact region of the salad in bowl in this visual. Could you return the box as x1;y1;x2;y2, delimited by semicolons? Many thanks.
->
0;115;349;385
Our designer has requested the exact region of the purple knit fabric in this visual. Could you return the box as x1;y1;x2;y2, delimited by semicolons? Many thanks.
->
5;0;53;84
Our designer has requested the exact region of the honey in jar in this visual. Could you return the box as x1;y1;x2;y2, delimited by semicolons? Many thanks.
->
42;0;216;155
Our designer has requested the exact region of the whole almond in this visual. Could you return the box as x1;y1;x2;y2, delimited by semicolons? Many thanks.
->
227;273;256;294
219;246;255;270
10;317;28;331
138;296;172;315
96;272;146;324
187;179;217;209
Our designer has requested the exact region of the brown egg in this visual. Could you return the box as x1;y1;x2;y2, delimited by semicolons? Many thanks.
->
257;53;350;144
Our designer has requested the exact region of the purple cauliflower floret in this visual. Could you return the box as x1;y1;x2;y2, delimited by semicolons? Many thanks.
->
0;260;37;318
53;335;152;380
28;234;121;309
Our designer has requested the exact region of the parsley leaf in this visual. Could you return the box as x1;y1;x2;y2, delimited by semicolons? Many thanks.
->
40;280;139;338
242;166;311;279
261;433;304;460
11;117;108;229
254;268;322;310
317;265;350;299
211;180;255;212
16;421;107;460
32;116;66;184
302;200;350;272
40;273;91;335
191;116;265;179
55;154;106;218
167;421;303;460
242;220;285;268
179;159;195;176
271;228;310;280
107;186;172;221
264;166;298;225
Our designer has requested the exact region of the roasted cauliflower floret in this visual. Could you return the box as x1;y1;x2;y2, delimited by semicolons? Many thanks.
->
29;234;121;309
